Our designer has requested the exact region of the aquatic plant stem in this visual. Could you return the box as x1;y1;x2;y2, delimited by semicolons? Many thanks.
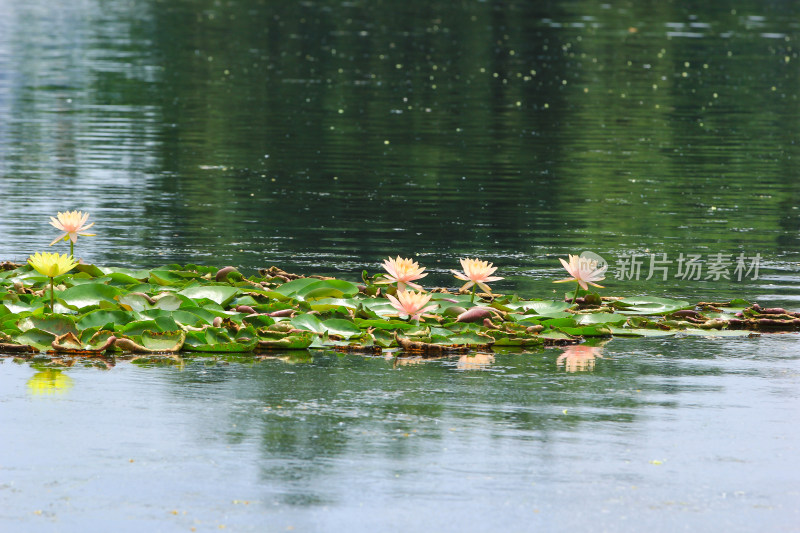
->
573;282;580;306
470;285;476;303
49;277;55;312
69;240;74;258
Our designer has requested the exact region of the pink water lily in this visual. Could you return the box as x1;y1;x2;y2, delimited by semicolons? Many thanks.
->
386;289;437;321
451;258;503;296
376;256;428;291
553;254;607;290
49;211;95;246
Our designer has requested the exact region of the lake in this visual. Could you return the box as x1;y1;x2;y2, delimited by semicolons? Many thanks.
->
1;0;799;531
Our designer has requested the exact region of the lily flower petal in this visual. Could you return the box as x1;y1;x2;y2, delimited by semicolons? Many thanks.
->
48;211;95;246
554;254;607;289
451;258;503;293
28;252;78;278
376;256;428;292
387;290;436;320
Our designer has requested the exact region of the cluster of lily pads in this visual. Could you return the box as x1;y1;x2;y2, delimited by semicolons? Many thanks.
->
0;211;791;361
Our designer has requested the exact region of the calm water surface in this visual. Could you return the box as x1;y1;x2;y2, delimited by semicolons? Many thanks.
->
2;337;799;532
2;0;800;530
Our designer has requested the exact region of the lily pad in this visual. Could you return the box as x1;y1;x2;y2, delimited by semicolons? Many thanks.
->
320;318;363;339
256;330;315;350
17;315;78;336
271;278;319;297
576;313;627;326
290;313;325;333
13;328;57;351
77;310;136;330
612;297;693;315
296;280;360;301
184;328;258;353
58;283;123;310
178;285;241;306
141;330;186;352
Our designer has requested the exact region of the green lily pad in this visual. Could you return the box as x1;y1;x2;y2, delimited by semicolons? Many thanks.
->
141;330;186;352
149;269;201;286
353;318;419;331
13;328;57;351
437;331;494;345
576;312;627;326
76;310;137;330
536;330;578;341
560;325;613;337
271;278;319;297
520;301;573;316
183;328;258;352
100;267;151;280
178;285;241;306
73;264;106;278
612;297;693;315
256;330;315;350
320;318;363;339
485;330;545;347
290;313;325;333
17;315;78;336
58;283;123;310
296;280;360;301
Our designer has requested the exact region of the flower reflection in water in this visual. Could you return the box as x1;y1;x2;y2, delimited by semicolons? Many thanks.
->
27;369;74;396
386;352;495;370
556;344;604;372
457;352;495;370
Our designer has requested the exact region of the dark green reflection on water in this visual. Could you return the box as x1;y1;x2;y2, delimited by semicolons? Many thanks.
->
153;339;742;506
1;0;800;304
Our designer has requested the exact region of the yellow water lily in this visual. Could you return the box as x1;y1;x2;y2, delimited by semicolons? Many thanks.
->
451;258;503;302
28;252;78;278
376;256;428;291
27;252;78;311
386;289;437;321
49;210;95;256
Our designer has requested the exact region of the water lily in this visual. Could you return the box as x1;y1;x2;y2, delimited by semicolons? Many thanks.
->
451;258;503;302
49;210;95;256
553;254;607;304
386;289;437;321
377;256;428;291
28;252;78;311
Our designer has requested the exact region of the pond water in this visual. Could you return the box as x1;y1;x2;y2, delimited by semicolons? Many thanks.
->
2;0;800;530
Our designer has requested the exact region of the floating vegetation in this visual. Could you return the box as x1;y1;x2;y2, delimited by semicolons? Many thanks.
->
0;259;771;364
